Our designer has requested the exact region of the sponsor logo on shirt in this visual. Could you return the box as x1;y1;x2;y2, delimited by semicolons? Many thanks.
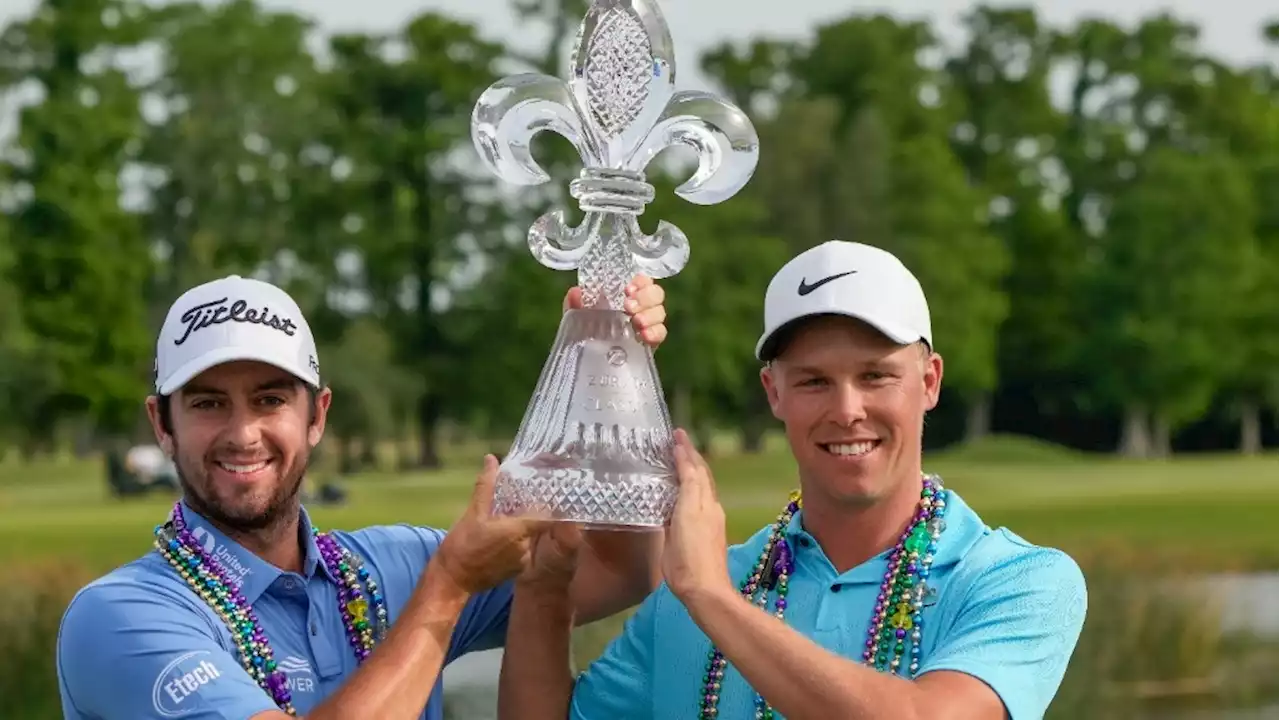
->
152;650;222;717
191;526;254;589
278;655;316;694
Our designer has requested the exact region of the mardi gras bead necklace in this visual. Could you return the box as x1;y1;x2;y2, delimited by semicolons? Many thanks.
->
153;503;389;716
698;475;948;720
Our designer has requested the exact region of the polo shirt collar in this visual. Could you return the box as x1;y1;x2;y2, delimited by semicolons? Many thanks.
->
782;487;986;585
176;499;335;603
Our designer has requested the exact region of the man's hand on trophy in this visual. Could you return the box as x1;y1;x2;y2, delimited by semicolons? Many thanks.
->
520;522;585;590
662;429;732;608
433;455;553;594
563;274;668;348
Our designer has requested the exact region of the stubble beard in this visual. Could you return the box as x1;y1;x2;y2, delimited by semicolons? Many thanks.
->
175;439;309;535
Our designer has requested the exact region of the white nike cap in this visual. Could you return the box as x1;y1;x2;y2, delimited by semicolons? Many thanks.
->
755;240;933;361
154;275;321;395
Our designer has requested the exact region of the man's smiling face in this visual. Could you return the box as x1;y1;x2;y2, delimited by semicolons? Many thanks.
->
761;316;942;508
148;360;330;532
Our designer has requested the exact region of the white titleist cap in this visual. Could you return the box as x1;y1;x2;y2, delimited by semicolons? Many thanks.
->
755;240;932;361
154;275;321;395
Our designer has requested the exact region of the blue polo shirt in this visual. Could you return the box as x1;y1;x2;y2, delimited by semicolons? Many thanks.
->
56;501;512;719
571;490;1088;720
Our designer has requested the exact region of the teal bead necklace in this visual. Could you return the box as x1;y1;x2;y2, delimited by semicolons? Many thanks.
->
154;503;389;716
698;475;948;719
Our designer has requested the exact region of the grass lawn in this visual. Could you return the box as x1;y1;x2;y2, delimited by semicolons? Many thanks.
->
1;435;1276;720
1;434;1275;576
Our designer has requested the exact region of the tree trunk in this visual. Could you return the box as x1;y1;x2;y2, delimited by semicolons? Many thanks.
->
671;384;713;456
404;141;441;470
1239;398;1262;455
1118;405;1151;458
964;393;991;444
740;385;770;454
1150;415;1172;458
19;437;39;462
396;409;415;471
695;421;715;457
672;384;693;434
359;434;378;471
73;424;96;459
741;419;766;453
335;436;355;476
417;392;443;469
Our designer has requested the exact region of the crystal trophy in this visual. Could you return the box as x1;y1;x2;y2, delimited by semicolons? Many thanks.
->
470;0;759;528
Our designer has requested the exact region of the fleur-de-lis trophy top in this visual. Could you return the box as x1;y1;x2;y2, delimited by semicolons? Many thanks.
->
471;0;760;310
470;0;759;529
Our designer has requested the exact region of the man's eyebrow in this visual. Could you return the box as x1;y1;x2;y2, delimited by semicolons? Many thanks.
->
181;378;299;396
255;378;300;393
866;357;908;371
784;358;899;374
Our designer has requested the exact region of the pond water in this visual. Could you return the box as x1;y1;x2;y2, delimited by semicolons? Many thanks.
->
1176;572;1278;638
441;649;505;719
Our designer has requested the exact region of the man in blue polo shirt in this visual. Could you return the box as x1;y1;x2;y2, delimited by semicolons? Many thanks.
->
56;272;671;720
497;240;1088;720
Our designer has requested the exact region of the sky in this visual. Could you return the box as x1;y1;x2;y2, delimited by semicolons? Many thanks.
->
1;0;1276;95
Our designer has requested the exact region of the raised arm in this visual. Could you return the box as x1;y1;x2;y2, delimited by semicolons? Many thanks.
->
567;525;664;625
60;456;547;720
497;524;585;720
682;547;1086;720
663;438;1088;720
298;455;547;720
497;528;662;720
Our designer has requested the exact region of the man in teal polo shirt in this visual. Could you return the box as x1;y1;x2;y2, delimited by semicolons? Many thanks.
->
497;240;1089;720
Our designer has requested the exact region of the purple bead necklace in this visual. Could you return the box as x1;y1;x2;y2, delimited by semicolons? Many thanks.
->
153;502;389;715
698;475;948;720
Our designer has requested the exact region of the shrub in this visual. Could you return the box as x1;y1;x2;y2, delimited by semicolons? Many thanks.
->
1050;548;1275;719
0;561;93;720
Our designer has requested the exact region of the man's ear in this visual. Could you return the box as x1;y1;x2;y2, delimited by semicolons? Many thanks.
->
760;364;784;420
308;386;334;447
145;395;174;456
922;351;944;411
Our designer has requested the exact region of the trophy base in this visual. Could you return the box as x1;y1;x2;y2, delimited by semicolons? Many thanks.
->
493;308;678;529
492;467;676;531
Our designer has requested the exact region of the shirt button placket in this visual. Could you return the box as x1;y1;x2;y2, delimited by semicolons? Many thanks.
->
308;582;344;678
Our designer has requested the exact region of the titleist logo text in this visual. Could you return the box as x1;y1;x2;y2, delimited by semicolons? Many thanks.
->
174;298;298;346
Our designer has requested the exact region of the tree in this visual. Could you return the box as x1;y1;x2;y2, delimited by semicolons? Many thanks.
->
312;15;505;467
1084;146;1255;456
140;0;324;312
0;0;154;442
947;7;1082;437
772;15;1011;441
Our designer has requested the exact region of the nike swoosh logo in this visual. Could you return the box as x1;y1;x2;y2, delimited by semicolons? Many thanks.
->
797;270;858;296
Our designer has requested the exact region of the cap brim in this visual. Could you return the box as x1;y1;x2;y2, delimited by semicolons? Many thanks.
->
157;345;320;395
755;310;923;361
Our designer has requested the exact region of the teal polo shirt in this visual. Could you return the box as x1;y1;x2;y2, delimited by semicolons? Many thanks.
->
570;489;1087;720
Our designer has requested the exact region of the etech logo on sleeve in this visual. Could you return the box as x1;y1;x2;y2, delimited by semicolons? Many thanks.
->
151;650;223;717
